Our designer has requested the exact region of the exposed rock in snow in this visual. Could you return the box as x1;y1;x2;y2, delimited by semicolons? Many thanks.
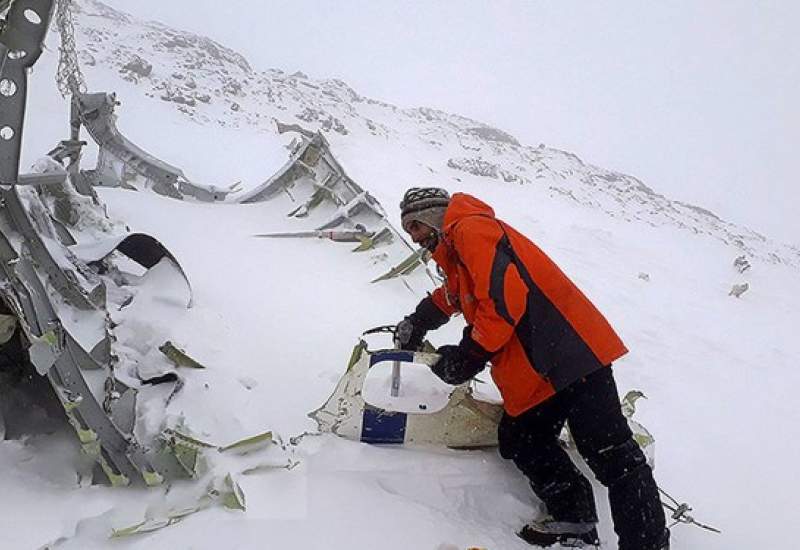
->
120;55;152;78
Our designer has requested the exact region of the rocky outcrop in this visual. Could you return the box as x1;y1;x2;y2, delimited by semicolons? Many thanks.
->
121;55;152;78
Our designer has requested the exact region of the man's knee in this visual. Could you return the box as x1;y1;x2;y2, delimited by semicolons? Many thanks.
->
583;437;647;487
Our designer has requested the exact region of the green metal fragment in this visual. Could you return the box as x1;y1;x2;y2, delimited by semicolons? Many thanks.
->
159;341;207;369
633;432;655;448
76;427;98;444
219;430;273;453
345;340;367;372
142;470;165;487
111;520;149;538
241;460;298;476
165;429;216;449
62;397;83;412
36;329;60;347
95;453;130;487
370;249;427;283
105;469;131;487
111;499;213;538
351;235;374;252
81;440;100;456
172;444;201;478
351;227;393;252
221;474;246;511
162;428;214;478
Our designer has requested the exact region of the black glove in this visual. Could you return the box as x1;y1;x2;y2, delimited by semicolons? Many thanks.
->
431;328;493;385
395;296;450;351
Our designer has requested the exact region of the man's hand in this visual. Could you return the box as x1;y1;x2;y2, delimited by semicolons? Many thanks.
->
395;316;424;351
431;329;493;385
394;296;450;351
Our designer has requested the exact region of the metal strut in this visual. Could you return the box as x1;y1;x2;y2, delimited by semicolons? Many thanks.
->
659;486;721;534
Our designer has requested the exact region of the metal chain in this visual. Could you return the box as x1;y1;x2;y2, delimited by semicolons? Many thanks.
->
55;0;86;97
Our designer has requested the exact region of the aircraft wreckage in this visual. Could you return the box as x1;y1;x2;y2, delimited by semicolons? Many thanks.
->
0;0;657;494
0;0;446;486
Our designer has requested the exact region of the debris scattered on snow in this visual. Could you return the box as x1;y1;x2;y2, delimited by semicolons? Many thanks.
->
733;255;751;273
729;282;749;298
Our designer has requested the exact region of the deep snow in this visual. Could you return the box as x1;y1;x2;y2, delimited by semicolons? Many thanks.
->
1;3;798;549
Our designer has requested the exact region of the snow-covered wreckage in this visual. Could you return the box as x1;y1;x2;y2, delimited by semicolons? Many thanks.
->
1;0;655;501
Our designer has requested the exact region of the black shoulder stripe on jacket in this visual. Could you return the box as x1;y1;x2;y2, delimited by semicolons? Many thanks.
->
489;238;516;326
496;232;605;389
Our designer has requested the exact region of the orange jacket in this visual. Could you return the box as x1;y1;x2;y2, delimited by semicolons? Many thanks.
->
430;193;628;416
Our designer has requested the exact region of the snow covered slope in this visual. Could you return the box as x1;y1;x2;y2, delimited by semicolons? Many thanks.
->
42;0;800;267
3;1;798;548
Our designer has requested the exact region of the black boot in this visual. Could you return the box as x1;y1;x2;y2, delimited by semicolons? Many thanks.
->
517;520;600;548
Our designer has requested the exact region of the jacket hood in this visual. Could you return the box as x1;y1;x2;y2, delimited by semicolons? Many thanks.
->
442;193;496;231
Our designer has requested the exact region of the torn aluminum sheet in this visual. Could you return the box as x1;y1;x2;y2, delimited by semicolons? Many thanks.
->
1;181;196;484
312;340;658;461
71;92;234;202
70;232;193;307
236;131;438;286
0;0;197;486
309;342;503;448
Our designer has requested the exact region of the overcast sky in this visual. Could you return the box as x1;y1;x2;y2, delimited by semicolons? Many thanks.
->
102;0;799;246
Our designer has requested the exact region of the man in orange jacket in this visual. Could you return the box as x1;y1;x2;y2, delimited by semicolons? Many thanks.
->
396;188;669;549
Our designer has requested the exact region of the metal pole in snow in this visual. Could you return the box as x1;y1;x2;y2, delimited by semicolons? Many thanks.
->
390;336;401;397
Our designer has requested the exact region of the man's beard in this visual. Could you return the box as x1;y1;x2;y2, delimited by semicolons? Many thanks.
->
421;233;439;252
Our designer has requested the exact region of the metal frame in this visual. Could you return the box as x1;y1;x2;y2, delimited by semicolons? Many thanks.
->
0;0;54;184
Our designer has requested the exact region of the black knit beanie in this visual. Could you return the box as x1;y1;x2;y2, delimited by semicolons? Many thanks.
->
400;187;451;232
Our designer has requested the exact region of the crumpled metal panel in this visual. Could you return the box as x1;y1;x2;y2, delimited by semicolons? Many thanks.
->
73;92;234;202
309;344;504;448
0;3;190;482
3;184;103;310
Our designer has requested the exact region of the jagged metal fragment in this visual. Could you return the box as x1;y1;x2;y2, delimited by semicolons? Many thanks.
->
371;249;429;283
352;227;393;252
72;92;233;201
620;389;655;462
0;0;203;487
111;496;214;538
219;430;273;454
161;428;215;478
159;340;206;369
236;130;437;286
309;343;503;448
313;340;659;459
1;176;188;486
3;184;102;310
218;473;247;510
71;232;193;307
110;474;247;538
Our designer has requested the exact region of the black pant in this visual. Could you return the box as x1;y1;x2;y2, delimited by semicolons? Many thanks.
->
498;367;667;550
